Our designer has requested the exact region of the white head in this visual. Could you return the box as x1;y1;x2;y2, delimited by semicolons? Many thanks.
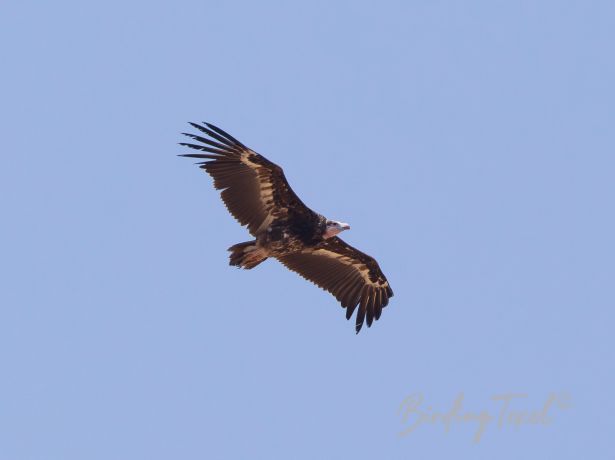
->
323;220;351;239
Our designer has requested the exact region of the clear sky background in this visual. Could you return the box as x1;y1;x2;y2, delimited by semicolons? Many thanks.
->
1;1;613;458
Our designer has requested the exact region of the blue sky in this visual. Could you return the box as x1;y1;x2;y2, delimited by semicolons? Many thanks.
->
1;1;614;458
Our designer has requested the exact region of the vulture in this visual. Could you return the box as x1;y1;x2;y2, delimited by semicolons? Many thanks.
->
180;122;393;333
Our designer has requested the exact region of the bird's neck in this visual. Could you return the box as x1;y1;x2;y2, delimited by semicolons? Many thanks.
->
323;227;341;239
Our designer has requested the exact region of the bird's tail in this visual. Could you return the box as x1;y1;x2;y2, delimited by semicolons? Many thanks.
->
228;241;268;269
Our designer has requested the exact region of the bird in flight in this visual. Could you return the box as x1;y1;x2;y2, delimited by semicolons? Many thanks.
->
180;122;393;333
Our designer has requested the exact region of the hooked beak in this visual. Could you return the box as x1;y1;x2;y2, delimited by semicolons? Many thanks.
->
342;223;351;230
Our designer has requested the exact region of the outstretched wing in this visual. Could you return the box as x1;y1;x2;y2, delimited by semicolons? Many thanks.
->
180;122;317;235
276;237;393;333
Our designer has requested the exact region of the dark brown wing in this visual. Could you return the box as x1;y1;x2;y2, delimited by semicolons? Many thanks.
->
180;122;317;235
276;237;393;333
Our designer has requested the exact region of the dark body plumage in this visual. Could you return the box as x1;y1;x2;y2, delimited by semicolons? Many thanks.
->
180;122;393;333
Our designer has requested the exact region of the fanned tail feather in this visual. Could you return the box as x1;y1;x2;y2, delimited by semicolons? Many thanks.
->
228;241;268;269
